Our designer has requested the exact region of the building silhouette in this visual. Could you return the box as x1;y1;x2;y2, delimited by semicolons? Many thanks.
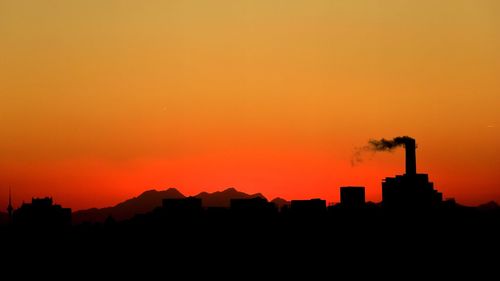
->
13;197;71;227
340;186;365;208
162;197;203;214
382;137;443;208
230;197;277;216
290;199;327;214
7;188;13;223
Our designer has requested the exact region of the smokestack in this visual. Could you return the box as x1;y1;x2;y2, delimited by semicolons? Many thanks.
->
404;138;416;175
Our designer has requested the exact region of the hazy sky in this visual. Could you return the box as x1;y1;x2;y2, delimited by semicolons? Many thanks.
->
1;0;499;210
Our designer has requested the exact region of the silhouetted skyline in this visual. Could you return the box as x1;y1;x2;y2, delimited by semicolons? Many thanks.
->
0;136;458;226
2;136;498;219
1;2;499;273
1;136;499;277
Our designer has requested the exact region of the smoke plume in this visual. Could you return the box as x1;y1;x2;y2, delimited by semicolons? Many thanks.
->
368;136;414;151
352;136;415;166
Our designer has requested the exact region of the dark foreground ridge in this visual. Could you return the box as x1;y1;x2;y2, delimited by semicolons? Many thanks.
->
1;194;499;276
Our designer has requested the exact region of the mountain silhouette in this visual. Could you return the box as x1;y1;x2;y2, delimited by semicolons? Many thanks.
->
271;197;290;209
194;188;266;208
72;187;267;223
477;201;499;210
73;188;185;223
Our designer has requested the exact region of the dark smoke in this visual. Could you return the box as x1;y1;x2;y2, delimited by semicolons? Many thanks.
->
351;136;414;166
367;136;414;151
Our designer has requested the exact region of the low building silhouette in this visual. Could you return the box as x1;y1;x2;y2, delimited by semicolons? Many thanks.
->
291;199;326;214
13;197;71;227
162;197;203;213
230;197;277;215
340;186;365;208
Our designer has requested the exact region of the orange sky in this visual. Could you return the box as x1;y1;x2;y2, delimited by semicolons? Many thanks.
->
1;1;499;210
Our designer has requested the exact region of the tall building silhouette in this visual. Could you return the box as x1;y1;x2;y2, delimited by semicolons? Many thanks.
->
405;137;417;176
382;138;443;208
7;188;13;223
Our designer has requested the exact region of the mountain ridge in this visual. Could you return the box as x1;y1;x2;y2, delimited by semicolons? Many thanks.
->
194;187;266;208
73;188;185;224
73;187;272;223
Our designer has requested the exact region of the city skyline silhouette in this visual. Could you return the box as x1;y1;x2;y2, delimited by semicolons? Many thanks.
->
1;2;500;274
1;135;498;219
2;136;497;227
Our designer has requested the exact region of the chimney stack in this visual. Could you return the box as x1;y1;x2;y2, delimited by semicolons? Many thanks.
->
405;138;416;175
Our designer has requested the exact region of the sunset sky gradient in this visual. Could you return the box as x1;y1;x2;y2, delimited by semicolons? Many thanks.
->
1;1;499;210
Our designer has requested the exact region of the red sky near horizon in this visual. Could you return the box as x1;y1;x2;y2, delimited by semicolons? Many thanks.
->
1;1;499;211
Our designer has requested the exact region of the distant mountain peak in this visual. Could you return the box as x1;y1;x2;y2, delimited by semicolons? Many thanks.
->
73;188;185;224
134;187;184;200
139;189;158;196
195;188;266;208
478;201;499;210
73;187;270;224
